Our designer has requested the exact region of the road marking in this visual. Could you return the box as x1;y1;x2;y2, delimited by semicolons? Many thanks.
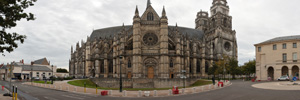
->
62;95;84;100
44;96;58;100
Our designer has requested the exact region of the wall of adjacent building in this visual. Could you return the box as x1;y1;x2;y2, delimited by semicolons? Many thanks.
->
256;40;300;80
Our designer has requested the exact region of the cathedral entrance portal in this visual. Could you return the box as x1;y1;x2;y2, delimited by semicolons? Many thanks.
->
148;67;154;79
144;58;158;79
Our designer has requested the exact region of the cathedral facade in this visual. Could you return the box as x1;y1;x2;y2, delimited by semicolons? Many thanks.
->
69;0;237;79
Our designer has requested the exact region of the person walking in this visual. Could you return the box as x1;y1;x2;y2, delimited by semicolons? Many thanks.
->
212;76;215;85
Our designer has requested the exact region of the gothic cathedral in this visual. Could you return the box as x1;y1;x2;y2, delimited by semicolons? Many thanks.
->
69;0;238;79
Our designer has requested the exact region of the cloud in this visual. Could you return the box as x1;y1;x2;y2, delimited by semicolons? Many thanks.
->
1;0;300;69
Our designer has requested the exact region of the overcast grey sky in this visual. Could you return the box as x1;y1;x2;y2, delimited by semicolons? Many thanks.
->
1;0;300;69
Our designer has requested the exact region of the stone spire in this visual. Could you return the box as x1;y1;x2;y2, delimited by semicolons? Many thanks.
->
135;5;139;15
161;6;167;18
122;23;125;31
134;5;140;18
71;45;73;53
175;23;178;31
147;0;151;8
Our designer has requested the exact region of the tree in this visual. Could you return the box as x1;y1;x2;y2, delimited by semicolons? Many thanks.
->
57;68;68;73
241;59;256;80
0;0;37;53
226;57;239;79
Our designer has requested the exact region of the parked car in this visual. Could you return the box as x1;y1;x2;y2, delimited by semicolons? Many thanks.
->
32;77;40;80
277;75;289;81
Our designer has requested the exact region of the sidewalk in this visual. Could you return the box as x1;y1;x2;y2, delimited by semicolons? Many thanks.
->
0;85;12;100
23;80;231;97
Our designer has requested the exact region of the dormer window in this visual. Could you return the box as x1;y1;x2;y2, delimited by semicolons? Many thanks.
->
147;12;154;21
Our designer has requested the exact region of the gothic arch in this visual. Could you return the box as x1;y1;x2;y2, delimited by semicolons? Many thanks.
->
144;58;158;78
205;61;209;73
144;58;158;67
147;12;154;21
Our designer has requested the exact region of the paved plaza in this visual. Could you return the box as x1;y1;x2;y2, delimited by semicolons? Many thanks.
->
1;80;300;100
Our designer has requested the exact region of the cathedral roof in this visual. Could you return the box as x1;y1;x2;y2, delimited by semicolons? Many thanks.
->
257;35;300;45
90;26;132;40
90;25;204;40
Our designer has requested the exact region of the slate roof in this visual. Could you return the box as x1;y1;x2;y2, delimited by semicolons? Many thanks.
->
258;35;300;45
90;25;204;40
34;58;47;65
21;65;52;72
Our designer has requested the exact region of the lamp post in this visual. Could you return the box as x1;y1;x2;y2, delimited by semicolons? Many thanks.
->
31;62;34;85
223;64;226;82
51;65;54;84
119;56;123;92
183;43;187;88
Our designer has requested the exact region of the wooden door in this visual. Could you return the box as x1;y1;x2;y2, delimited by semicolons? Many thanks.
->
148;67;154;79
169;72;174;78
128;72;132;79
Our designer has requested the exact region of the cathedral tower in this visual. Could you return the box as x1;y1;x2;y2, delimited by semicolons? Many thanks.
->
195;0;237;59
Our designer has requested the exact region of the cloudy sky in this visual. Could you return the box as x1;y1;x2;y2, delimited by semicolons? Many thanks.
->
1;0;300;69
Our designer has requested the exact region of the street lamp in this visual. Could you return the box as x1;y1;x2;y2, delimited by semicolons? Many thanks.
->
31;62;33;85
183;43;187;88
119;56;123;92
51;65;54;84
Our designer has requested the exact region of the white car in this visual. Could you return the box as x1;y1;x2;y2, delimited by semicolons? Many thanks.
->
277;75;289;81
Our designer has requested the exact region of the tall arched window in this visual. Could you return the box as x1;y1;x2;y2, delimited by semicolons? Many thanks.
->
190;60;192;73
147;12;154;21
223;18;227;27
109;60;113;73
212;18;216;27
128;59;132;68
170;58;173;67
197;60;200;73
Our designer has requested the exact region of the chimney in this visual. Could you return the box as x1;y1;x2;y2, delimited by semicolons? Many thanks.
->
22;59;24;64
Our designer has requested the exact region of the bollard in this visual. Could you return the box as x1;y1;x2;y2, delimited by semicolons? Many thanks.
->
202;86;204;91
154;90;157;97
66;86;69;91
12;85;14;100
169;89;172;96
15;86;17;100
54;85;56;89
193;87;196;93
123;90;127;97
84;82;86;93
138;90;142;97
74;87;77;92
109;90;112;96
2;86;4;91
182;88;185;94
96;84;98;94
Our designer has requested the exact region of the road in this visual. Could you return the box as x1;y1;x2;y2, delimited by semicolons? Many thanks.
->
1;80;300;100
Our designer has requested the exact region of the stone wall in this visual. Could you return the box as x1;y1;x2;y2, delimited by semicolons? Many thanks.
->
90;78;199;88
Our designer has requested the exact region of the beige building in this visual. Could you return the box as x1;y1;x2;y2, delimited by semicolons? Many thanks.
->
0;58;57;80
70;0;238;79
255;35;300;80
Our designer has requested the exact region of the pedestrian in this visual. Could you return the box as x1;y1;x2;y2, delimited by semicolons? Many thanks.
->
212;76;215;85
